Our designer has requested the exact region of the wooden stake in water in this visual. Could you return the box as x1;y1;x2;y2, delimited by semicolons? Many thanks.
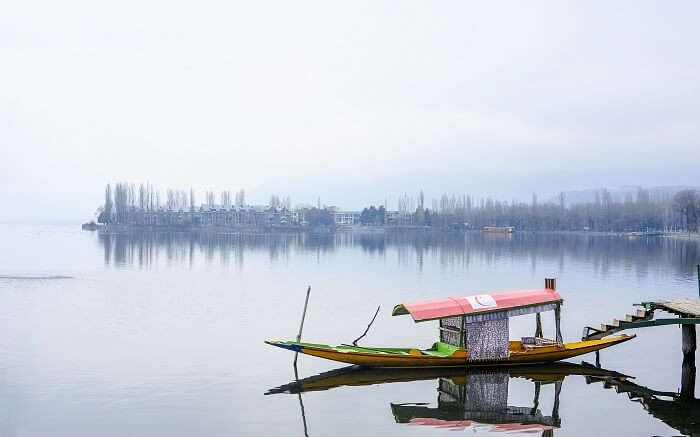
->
294;286;311;367
697;264;699;298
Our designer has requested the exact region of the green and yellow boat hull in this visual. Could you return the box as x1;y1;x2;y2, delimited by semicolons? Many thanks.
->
265;334;634;368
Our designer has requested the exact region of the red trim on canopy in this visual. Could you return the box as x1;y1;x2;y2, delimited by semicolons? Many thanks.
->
393;288;562;322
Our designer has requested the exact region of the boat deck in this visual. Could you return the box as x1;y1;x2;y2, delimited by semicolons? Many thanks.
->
296;342;463;357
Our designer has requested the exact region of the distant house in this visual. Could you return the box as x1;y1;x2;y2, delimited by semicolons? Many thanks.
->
105;201;335;229
386;210;413;226
333;210;360;225
482;226;514;233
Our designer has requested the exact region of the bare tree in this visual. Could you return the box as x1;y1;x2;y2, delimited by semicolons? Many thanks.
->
221;191;231;208
206;191;215;207
138;184;147;210
675;190;699;231
269;194;281;209
100;184;113;223
167;189;176;210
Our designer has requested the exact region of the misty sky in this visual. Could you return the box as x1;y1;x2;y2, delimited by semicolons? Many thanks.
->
2;1;699;221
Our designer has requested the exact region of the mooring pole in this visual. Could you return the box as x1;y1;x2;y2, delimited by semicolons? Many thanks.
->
293;286;311;368
296;392;310;437
697;264;699;298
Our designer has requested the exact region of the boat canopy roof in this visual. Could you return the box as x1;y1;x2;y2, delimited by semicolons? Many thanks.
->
392;288;563;323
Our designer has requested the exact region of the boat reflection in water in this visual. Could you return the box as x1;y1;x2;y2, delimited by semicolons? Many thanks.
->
391;370;561;434
266;362;629;436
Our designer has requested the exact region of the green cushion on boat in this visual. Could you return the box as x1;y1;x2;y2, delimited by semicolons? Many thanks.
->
420;342;460;357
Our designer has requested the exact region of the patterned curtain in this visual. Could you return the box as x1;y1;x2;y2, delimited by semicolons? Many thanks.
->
465;319;510;360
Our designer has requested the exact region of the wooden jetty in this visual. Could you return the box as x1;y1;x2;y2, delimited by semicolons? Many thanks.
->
582;298;700;351
582;295;700;395
582;268;700;344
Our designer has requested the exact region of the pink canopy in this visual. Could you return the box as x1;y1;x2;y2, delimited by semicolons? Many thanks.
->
392;288;562;322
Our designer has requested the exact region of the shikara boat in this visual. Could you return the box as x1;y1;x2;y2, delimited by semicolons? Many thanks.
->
266;279;634;368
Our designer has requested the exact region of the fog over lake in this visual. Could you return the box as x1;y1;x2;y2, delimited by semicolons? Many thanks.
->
2;2;700;436
2;2;700;222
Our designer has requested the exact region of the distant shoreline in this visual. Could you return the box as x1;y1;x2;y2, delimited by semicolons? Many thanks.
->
81;223;431;233
80;223;700;239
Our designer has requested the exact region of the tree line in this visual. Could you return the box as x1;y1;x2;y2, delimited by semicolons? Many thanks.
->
96;183;699;232
96;183;307;226
97;183;252;224
360;188;699;232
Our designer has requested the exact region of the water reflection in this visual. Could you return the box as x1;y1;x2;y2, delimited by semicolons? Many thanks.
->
267;363;629;436
391;371;561;434
97;230;699;278
269;358;700;436
585;359;700;437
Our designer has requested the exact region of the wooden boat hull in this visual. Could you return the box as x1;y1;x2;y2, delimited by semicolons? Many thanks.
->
265;334;635;368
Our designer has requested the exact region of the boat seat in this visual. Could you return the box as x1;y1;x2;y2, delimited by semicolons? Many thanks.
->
521;336;558;349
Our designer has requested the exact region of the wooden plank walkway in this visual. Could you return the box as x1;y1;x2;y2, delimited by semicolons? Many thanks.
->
648;299;700;317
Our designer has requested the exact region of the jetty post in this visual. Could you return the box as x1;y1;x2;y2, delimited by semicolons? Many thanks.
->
682;303;697;397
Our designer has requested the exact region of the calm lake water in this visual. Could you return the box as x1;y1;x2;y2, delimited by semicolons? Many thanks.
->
1;224;699;436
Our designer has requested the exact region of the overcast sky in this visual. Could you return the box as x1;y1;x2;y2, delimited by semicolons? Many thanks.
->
1;1;699;221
